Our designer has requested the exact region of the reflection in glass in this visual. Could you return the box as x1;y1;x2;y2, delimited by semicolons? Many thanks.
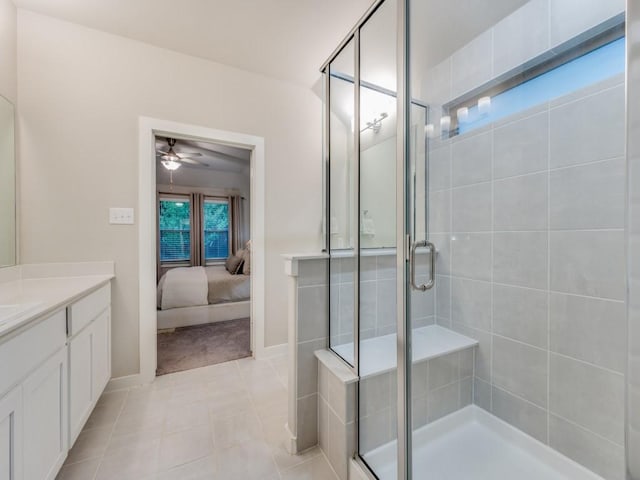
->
0;96;15;268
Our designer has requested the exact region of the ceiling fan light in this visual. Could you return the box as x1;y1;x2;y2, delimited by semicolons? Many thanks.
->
162;159;181;171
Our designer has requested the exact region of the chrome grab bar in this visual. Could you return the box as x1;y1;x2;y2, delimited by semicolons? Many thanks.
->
410;240;435;292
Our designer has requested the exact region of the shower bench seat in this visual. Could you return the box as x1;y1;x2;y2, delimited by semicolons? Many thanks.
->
332;324;478;378
316;326;478;479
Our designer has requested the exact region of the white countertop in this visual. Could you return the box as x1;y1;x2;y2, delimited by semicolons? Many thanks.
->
0;263;114;339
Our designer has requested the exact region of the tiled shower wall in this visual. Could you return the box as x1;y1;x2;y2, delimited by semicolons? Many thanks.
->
329;253;435;349
427;75;626;479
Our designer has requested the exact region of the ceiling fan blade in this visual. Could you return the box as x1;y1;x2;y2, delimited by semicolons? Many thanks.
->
180;157;208;166
176;152;202;158
156;150;169;155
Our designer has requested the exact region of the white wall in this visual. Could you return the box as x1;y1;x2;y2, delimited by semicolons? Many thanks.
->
17;10;323;378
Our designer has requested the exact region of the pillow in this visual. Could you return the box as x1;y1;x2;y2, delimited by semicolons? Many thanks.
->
241;249;251;275
225;255;244;274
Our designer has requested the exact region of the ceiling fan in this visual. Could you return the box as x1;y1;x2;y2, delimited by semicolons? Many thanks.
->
156;137;206;171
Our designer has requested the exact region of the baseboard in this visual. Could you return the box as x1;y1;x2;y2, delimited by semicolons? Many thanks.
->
284;422;297;454
257;342;287;359
105;373;145;392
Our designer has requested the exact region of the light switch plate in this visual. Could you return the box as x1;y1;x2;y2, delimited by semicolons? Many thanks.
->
109;207;134;225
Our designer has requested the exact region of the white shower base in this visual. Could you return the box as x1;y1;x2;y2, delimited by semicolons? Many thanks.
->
362;405;603;480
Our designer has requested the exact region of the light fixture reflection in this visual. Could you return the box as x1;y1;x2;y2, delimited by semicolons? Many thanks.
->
478;96;491;115
424;124;435;138
457;107;469;122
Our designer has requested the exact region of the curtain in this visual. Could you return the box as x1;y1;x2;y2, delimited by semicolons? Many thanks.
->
229;195;243;254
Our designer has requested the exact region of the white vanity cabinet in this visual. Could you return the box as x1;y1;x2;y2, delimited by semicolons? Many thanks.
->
0;386;22;480
23;348;67;480
0;279;112;480
68;284;111;444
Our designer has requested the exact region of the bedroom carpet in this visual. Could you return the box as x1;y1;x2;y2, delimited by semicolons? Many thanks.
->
156;317;251;375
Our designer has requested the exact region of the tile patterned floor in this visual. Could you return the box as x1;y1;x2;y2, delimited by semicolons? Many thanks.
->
56;355;339;480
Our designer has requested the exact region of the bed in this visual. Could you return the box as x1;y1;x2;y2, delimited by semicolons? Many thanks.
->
157;265;250;329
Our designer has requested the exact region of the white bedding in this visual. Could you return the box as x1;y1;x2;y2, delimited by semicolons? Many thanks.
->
157;266;208;310
157;266;250;310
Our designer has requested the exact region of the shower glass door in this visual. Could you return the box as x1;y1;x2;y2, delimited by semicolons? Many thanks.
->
357;0;400;476
406;0;627;479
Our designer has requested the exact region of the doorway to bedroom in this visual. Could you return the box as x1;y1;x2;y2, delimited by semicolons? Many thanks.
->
154;134;252;375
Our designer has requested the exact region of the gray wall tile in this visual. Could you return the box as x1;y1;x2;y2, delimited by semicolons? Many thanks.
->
474;378;491;411
298;259;328;287
430;234;451;276
360;373;391;417
338;283;354;336
452;131;492;187
550;230;625;300
359;280;377;333
452;30;493;98
428;145;451;192
550;86;625;168
549;414;625;480
453;183;491;232
297;394;318;451
491;387;548;443
411;360;428;398
452;323;491;382
550;293;627;373
492;0;549;75
359;410;392;453
451;278;492;331
318;395;329;454
428;382;460;422
493;284;548;348
428;353;459;390
435;274;451;321
550;158;625;230
459;349;474;378
494;173;548;231
428;190;451;234
460;377;472;407
493;232;548;289
451;233;492;281
297;339;325;398
550;0;625;48
376;278;397;331
493;111;549;179
298;285;328;342
549;354;625;444
492;336;547;407
410;280;435;321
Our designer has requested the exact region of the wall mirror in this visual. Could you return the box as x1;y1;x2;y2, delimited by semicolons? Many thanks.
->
0;95;16;268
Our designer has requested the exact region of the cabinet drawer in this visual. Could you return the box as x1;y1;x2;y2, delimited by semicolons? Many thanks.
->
0;310;66;396
68;284;110;336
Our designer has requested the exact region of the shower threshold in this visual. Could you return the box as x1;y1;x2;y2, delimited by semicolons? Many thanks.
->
362;405;604;480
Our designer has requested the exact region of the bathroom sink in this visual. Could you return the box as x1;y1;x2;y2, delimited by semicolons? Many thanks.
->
0;302;43;328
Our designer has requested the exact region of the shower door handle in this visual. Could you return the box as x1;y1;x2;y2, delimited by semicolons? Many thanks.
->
410;240;435;292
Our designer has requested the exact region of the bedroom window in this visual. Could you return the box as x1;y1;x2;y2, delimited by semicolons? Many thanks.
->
158;196;191;263
203;198;230;262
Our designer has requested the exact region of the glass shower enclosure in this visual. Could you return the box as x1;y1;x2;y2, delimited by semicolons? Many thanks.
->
323;0;632;479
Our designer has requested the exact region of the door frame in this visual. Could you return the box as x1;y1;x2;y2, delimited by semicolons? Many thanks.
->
138;116;266;384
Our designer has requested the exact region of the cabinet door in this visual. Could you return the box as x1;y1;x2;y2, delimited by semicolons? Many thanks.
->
23;348;67;480
0;386;23;480
91;309;111;398
68;325;92;445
